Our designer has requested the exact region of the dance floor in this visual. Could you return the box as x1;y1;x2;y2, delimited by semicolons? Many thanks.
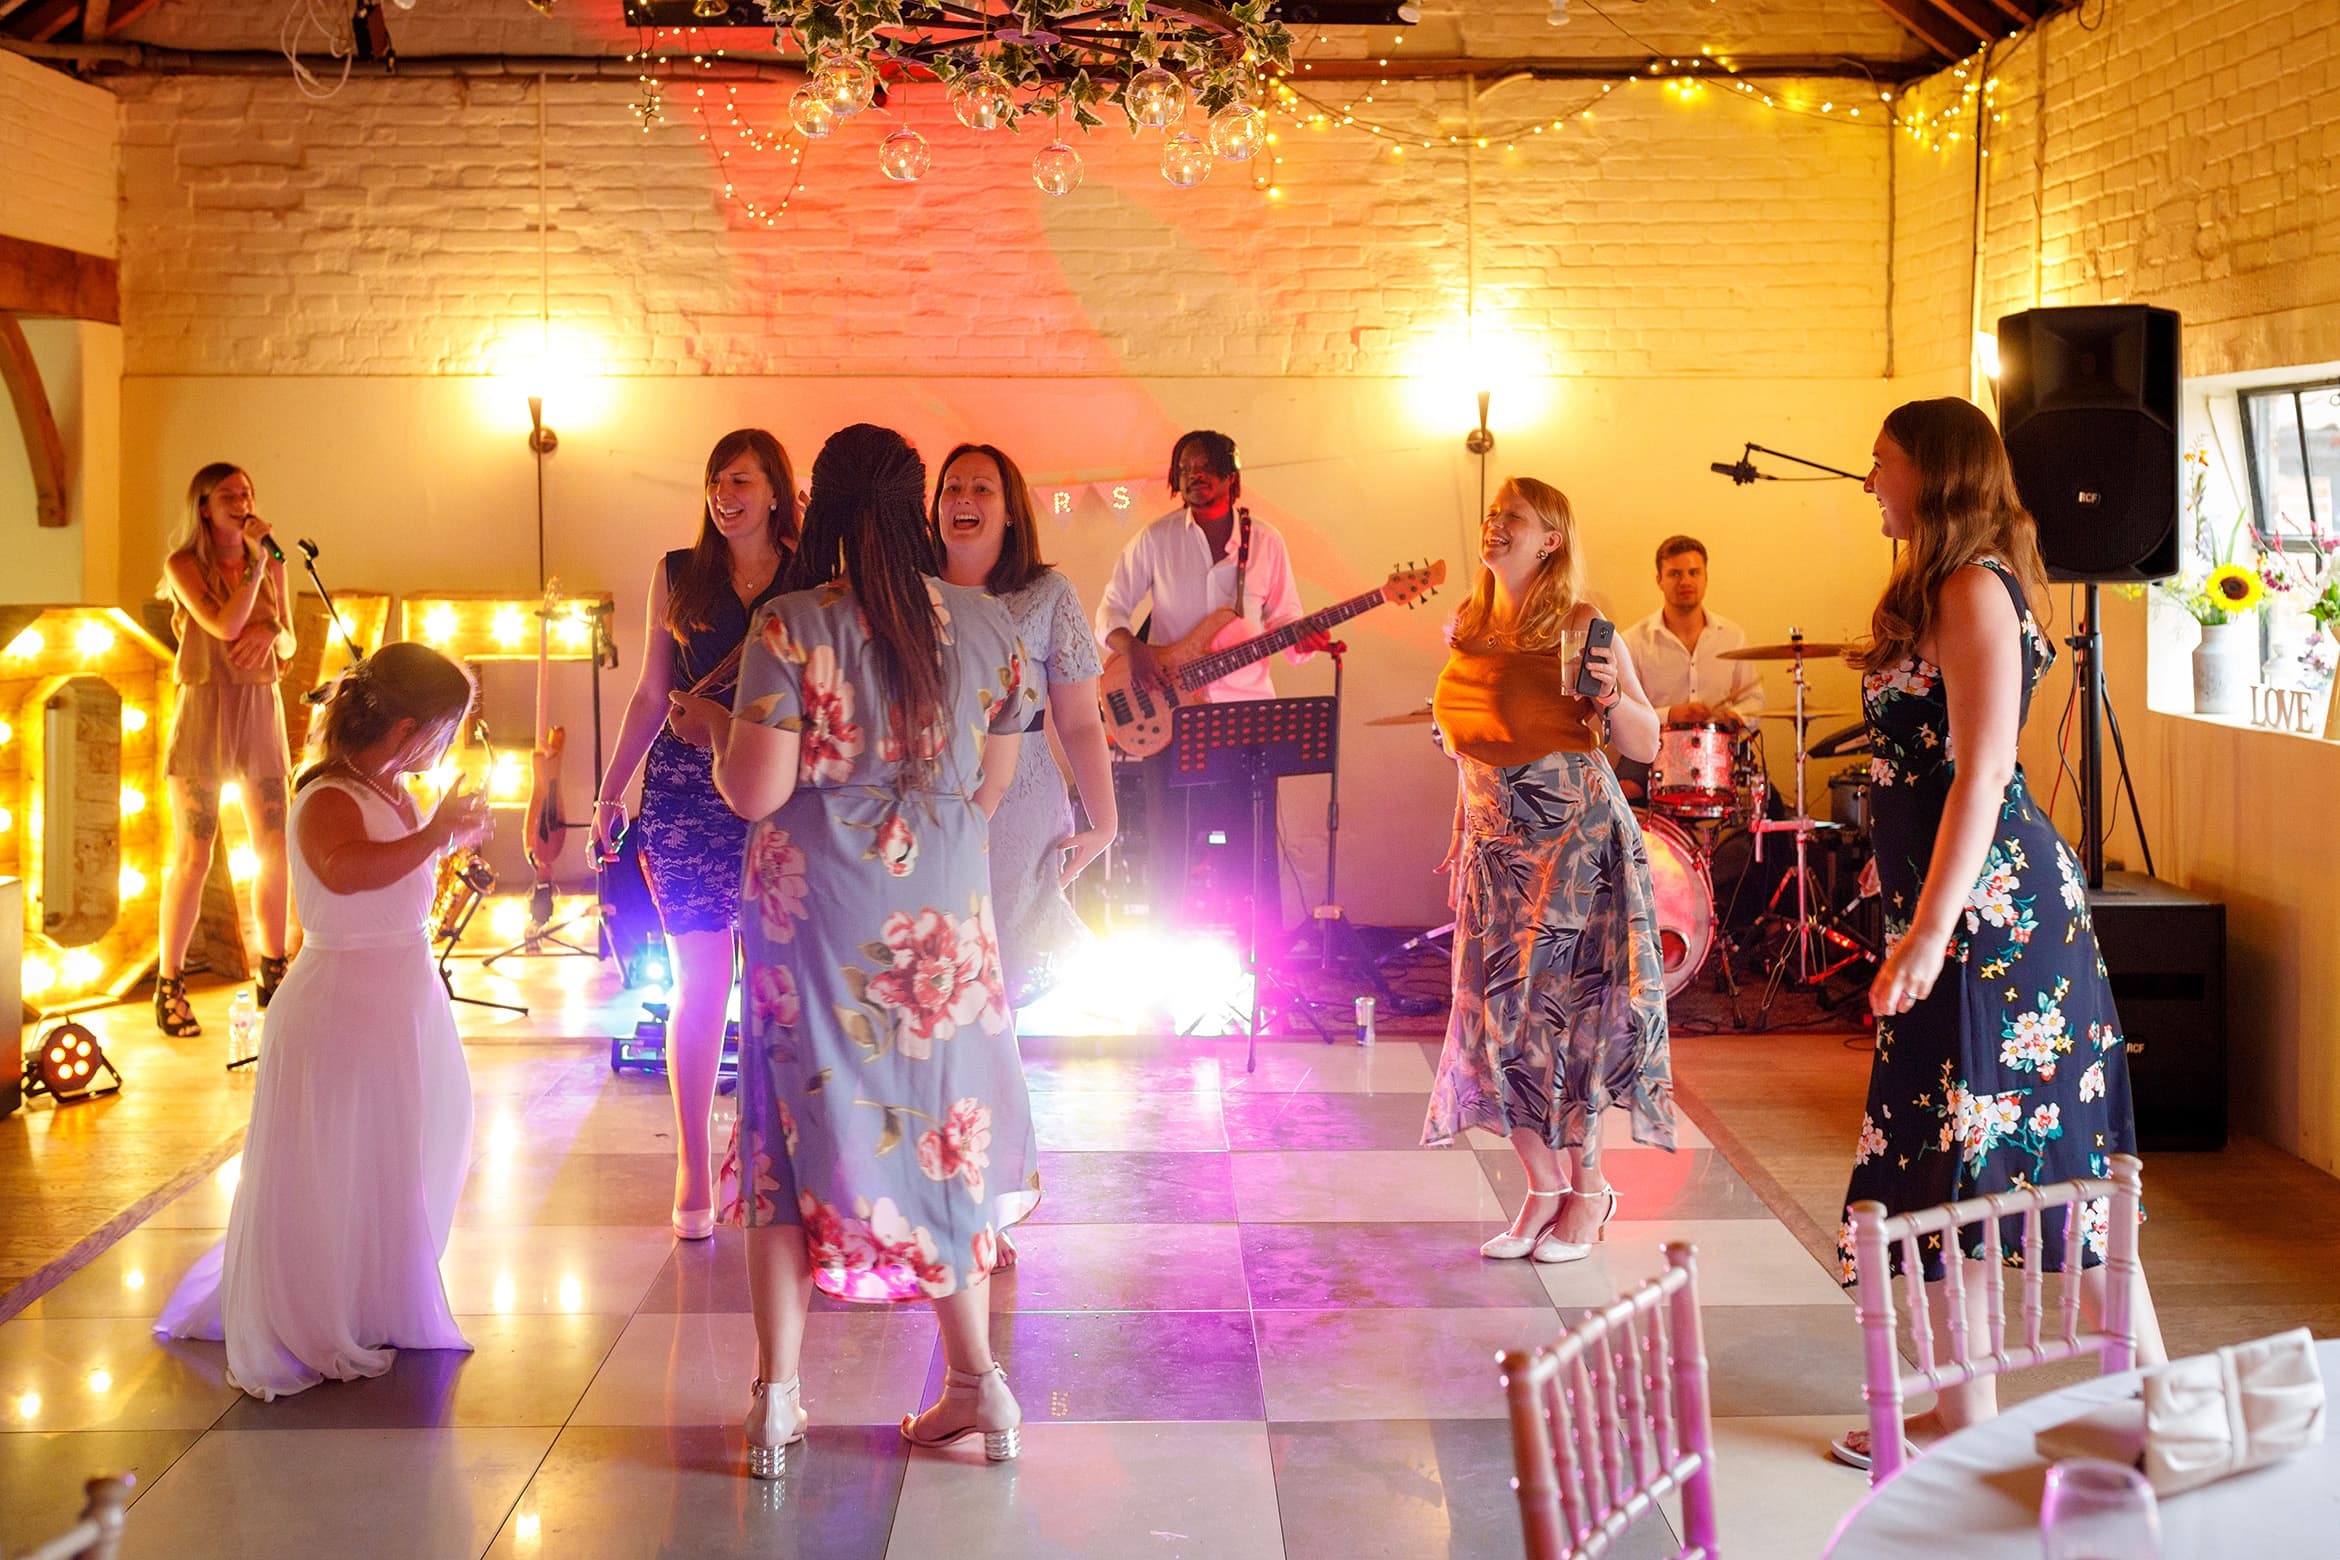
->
8;961;2336;1558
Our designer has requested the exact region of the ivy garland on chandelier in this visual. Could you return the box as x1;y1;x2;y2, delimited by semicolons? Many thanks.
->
631;0;1294;196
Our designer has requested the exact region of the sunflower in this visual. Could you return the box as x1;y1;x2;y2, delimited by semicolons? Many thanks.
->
2204;565;2265;613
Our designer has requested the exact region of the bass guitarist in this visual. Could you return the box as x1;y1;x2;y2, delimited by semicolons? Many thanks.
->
1093;430;1329;927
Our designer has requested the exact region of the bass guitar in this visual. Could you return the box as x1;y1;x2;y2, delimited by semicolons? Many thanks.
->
1099;560;1446;757
523;579;569;929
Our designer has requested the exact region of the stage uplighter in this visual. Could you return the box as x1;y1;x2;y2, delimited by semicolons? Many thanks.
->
24;1022;123;1104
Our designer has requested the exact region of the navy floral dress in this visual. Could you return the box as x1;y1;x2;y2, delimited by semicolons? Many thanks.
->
1838;560;2138;1283
636;548;787;935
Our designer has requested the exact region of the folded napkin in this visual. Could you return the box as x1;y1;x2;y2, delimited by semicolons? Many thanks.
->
2035;1329;2326;1495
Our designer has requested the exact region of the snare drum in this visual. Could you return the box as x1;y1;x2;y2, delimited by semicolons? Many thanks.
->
1636;810;1716;999
1651;721;1738;820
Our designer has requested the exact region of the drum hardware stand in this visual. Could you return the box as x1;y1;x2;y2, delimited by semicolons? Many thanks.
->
1169;698;1340;1068
1744;630;1879;1023
1284;641;1377;1003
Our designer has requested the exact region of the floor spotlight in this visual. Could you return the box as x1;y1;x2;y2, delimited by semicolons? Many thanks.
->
24;1022;123;1104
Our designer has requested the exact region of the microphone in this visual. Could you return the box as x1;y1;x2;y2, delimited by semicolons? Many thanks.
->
1709;459;1759;485
297;537;320;561
247;518;285;562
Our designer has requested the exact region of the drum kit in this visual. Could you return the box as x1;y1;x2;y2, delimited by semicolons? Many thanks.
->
1369;632;1881;1025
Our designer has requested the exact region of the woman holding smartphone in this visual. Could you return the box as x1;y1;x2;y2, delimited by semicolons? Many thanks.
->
1419;477;1676;1264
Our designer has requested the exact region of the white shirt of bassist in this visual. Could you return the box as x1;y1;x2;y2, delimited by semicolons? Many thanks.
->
1094;506;1313;702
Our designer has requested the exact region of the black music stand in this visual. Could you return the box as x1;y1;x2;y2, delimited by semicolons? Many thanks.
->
1169;697;1338;1070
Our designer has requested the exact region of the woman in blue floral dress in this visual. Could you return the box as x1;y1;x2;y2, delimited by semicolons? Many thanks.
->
689;424;1041;1478
1831;398;2165;1470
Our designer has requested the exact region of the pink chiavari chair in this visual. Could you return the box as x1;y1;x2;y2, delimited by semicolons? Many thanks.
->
1500;1241;1720;1560
6;1474;134;1560
1849;1151;2145;1486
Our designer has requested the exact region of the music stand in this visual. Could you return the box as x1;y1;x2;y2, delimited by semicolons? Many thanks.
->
1169;697;1338;1070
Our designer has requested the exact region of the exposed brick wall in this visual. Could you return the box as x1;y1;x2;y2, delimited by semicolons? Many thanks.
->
108;69;1893;379
0;53;121;258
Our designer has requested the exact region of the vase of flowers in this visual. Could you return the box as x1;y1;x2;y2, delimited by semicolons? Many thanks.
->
2155;447;2266;717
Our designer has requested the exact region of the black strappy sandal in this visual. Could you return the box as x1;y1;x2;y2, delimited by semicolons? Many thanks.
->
155;974;201;1037
255;954;290;1009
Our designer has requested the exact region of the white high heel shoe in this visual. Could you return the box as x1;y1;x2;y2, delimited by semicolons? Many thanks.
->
744;1376;808;1479
1532;1186;1621;1264
901;1363;1022;1463
1481;1188;1565;1259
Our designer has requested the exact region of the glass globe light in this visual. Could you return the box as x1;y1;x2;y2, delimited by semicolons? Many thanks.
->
1208;100;1267;161
1031;140;1084;197
951;68;1011;131
814;51;875;117
878;126;932;182
1159;129;1213;188
788;86;839;139
1125;65;1188;130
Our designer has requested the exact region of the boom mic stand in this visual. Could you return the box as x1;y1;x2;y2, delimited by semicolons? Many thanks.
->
295;538;366;705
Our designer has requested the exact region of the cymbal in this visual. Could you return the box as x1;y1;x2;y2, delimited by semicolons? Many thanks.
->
1367;704;1435;728
1759;707;1856;721
1721;640;1856;661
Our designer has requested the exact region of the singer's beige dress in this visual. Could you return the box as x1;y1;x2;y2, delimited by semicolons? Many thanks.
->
165;546;293;786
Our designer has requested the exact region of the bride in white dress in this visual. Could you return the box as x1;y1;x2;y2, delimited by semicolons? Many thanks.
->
157;643;493;1401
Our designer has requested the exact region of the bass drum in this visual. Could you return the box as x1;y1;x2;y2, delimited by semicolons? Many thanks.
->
1637;810;1715;999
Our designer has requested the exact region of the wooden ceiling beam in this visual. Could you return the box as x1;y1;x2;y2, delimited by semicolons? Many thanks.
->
97;0;160;33
0;233;121;324
0;313;71;529
1865;0;1970;58
17;0;84;42
1919;0;2007;43
81;0;109;40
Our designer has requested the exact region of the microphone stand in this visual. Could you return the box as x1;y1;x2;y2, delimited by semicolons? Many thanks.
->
296;539;366;704
1712;443;1868;484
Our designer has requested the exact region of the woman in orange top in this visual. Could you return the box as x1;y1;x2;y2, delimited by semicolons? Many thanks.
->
1421;477;1676;1263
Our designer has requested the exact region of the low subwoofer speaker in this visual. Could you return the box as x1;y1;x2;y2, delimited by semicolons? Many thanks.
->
1996;305;2183;583
2089;871;2226;1152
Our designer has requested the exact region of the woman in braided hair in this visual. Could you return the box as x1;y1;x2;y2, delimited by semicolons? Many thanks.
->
681;424;1041;1474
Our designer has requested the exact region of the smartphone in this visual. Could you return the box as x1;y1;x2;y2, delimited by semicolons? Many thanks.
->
1573;617;1616;698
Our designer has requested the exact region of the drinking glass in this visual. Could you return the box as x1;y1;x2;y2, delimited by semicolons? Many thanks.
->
2040;1458;2162;1560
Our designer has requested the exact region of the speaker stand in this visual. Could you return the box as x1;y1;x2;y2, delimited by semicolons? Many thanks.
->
2072;583;2108;890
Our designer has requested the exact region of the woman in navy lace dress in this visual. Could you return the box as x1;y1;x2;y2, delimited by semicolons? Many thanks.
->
1829;398;2164;1470
594;429;796;1240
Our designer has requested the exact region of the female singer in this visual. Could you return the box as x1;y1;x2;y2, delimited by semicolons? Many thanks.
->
1421;477;1675;1262
155;463;295;1036
930;443;1117;1006
593;429;797;1240
686;423;1040;1475
157;643;492;1399
1829;398;2165;1469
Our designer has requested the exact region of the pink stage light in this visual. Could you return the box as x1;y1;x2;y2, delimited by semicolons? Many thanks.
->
1015;929;1256;1037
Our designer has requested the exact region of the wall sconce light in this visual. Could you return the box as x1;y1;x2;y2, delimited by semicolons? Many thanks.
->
1465;389;1495;456
527;395;558;455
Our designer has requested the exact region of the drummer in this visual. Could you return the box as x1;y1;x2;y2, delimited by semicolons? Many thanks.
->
1617;535;1764;799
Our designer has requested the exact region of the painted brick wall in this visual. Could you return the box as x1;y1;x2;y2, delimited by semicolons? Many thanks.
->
0;52;121;258
108;69;1893;379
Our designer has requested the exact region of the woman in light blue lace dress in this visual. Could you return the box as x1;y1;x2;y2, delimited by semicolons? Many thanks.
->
930;443;1118;1007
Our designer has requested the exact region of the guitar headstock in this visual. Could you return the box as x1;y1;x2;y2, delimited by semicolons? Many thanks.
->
1380;559;1448;608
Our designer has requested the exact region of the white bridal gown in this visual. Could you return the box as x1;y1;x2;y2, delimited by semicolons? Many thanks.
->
157;777;473;1399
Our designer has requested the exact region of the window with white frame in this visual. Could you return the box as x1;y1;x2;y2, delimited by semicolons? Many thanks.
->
2240;379;2340;549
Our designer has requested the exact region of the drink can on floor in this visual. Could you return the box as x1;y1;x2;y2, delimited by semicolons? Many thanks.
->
1354;996;1376;1046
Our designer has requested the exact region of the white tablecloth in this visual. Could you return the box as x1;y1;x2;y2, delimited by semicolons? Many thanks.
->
1826;1339;2340;1557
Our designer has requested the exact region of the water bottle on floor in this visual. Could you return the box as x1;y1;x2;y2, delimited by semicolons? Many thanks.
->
227;989;260;1069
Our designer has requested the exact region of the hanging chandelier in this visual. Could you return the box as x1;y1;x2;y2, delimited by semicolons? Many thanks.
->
624;0;1295;191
